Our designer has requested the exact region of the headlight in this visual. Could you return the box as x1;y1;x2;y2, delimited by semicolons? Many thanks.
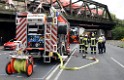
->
4;44;6;46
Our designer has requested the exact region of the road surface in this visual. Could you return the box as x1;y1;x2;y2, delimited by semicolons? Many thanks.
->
0;43;124;80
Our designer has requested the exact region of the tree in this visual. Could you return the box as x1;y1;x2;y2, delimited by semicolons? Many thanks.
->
112;25;124;40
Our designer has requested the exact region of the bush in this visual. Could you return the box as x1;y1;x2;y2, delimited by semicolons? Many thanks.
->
121;38;124;41
112;26;124;40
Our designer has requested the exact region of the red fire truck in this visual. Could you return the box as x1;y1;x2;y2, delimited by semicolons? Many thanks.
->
5;0;71;77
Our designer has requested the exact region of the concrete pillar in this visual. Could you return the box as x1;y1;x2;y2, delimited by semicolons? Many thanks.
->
79;27;85;36
97;29;105;37
106;30;112;40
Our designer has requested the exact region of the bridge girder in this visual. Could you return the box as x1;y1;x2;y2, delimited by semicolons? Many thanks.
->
0;0;115;29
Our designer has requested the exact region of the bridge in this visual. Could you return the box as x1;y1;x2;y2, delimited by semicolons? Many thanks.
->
0;0;115;43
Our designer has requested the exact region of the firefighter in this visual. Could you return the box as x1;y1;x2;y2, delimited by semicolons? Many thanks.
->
83;34;89;54
101;34;106;53
79;34;84;53
98;35;103;54
90;33;97;54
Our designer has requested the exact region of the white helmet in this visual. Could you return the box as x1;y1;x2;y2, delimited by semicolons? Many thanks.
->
101;34;104;36
92;33;95;36
85;34;88;37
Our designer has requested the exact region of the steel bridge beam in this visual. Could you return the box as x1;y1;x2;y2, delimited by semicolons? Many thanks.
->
0;0;115;27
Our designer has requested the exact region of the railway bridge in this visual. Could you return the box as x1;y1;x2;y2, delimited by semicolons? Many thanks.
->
0;0;115;44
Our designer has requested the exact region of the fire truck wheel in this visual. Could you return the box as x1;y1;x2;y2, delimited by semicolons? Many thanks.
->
58;25;67;34
26;62;33;77
6;62;12;75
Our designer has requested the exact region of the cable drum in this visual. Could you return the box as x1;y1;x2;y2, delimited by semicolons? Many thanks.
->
13;59;26;73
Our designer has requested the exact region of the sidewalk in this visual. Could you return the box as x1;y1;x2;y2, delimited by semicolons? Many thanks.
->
107;40;124;48
0;46;3;50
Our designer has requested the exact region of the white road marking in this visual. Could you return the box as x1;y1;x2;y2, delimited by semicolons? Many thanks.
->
16;76;23;78
46;44;78;80
54;48;78;80
33;65;37;68
31;78;44;80
31;64;59;80
45;64;60;80
42;64;59;79
111;57;124;68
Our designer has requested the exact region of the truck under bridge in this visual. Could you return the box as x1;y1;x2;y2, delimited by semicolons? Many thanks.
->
0;0;115;43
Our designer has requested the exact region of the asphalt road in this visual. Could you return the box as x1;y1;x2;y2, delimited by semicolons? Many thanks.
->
49;43;124;80
0;43;124;80
0;50;59;80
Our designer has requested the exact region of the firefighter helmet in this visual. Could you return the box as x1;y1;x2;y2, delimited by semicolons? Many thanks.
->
92;33;95;37
101;34;104;36
85;34;88;37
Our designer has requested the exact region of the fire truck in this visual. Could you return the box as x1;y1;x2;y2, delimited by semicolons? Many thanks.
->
15;8;70;63
69;27;79;43
5;0;70;76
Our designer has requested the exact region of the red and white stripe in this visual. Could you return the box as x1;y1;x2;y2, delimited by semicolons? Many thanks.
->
51;25;57;52
45;23;58;52
45;25;52;51
16;18;27;46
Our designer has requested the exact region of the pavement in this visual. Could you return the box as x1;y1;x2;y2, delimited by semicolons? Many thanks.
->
0;41;124;80
107;40;124;48
49;43;124;80
0;46;3;50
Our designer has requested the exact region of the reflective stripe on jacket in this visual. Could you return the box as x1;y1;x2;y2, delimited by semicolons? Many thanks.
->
79;36;84;45
90;37;97;46
98;37;103;43
83;38;88;47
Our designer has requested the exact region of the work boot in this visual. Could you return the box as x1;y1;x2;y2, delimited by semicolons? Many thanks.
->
85;52;88;54
94;52;96;55
82;54;86;58
91;52;93;55
82;50;84;53
79;50;81;53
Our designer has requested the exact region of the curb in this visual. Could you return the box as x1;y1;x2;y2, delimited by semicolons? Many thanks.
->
0;46;3;50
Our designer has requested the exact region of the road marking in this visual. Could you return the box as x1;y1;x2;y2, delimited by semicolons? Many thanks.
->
33;65;36;68
31;64;60;80
54;48;77;80
46;45;78;80
31;78;44;80
45;64;60;80
42;64;59;79
16;76;23;78
111;57;124;68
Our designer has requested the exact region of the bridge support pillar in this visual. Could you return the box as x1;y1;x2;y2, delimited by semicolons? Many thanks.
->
97;29;105;36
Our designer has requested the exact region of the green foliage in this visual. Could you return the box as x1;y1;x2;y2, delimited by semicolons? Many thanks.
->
119;44;124;48
112;25;124;40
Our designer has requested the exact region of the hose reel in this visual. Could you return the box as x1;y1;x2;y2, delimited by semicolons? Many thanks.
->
6;55;33;77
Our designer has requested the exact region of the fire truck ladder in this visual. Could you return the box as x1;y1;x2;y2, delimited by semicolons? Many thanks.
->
43;23;52;63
